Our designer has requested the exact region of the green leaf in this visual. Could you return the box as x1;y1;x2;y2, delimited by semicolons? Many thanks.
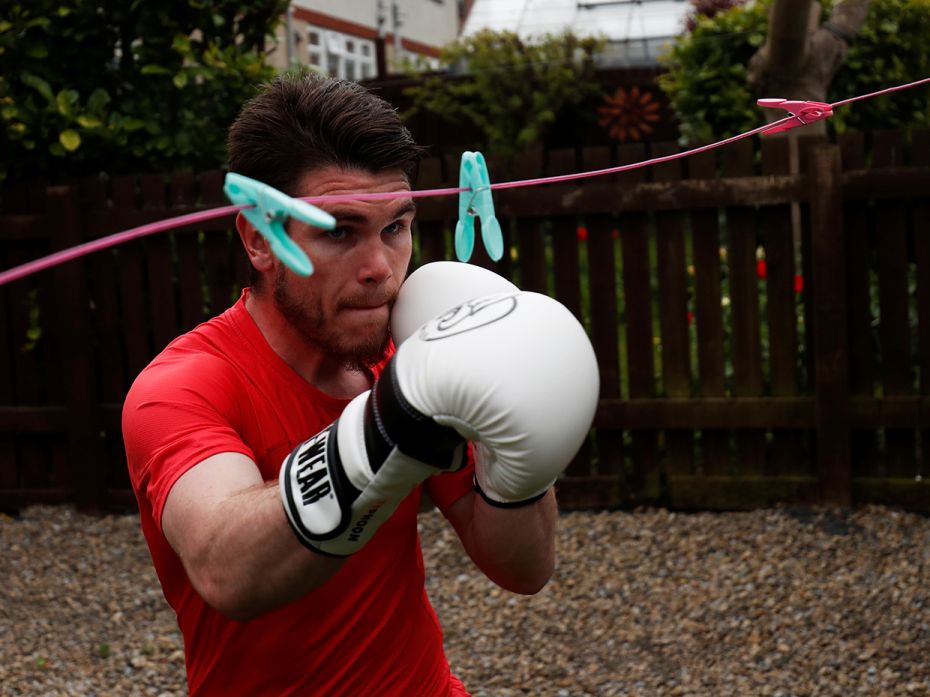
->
77;114;102;128
56;89;79;117
141;64;172;75
121;118;146;131
59;129;81;151
172;35;192;54
21;73;54;103
26;43;48;59
173;72;189;89
87;88;110;113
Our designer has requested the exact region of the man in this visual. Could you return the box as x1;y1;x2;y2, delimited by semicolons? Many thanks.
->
123;74;595;696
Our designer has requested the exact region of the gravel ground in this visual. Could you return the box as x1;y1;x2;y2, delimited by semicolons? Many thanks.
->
2;504;930;697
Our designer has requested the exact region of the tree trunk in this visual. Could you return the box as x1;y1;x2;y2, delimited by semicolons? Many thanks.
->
748;0;871;131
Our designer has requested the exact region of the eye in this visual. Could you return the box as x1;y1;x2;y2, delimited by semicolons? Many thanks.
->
326;227;349;241
383;221;405;236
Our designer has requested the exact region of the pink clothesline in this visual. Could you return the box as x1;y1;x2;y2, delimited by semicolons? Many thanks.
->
1;76;928;287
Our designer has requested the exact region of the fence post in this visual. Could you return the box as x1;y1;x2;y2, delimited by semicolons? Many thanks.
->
47;185;103;511
809;145;852;506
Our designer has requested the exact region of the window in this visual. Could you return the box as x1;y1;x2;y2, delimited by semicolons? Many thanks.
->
304;26;376;81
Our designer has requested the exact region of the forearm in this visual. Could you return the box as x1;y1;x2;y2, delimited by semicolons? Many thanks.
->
198;482;344;619
458;488;558;595
163;459;344;621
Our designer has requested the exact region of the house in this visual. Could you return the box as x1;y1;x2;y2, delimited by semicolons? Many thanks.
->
267;1;464;79
461;0;691;67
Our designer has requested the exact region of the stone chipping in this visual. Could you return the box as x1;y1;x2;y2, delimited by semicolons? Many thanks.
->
2;505;929;696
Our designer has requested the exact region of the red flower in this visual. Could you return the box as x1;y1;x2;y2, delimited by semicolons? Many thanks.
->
611;229;620;240
687;310;695;325
576;226;589;242
756;259;767;280
794;274;804;294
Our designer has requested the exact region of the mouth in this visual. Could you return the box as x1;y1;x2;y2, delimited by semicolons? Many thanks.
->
343;303;389;313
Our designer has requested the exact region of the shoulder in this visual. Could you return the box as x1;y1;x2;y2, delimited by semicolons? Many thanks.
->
122;318;249;430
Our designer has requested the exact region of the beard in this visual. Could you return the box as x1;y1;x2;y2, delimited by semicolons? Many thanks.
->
272;266;393;371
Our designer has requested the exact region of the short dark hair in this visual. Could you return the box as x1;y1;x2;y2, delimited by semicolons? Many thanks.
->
227;73;425;196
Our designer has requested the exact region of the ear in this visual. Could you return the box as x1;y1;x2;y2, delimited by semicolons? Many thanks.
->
236;212;275;274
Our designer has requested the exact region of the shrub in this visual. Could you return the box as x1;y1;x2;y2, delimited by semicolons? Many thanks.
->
658;0;930;143
0;1;287;184
402;30;604;161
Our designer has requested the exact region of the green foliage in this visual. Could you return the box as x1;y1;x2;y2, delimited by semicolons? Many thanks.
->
658;0;930;143
0;1;288;184
658;1;769;144
830;0;930;132
402;30;604;161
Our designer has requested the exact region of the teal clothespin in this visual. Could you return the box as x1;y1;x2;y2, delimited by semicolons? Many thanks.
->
454;151;503;263
223;172;336;277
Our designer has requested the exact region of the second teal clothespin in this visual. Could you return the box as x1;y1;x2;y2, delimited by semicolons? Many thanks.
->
224;172;336;277
455;151;503;263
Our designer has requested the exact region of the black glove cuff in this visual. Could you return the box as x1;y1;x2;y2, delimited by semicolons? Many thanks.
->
472;475;549;509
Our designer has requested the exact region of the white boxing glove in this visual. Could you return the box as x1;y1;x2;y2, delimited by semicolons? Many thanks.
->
396;290;600;507
280;290;599;557
280;356;468;557
392;261;517;345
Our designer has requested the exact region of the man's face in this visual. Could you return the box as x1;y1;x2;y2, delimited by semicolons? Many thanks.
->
270;166;414;369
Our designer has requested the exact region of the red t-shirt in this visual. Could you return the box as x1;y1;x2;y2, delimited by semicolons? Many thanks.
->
123;289;475;696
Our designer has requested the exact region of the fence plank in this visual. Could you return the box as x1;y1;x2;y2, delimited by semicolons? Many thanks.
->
8;225;50;492
913;129;930;479
140;175;178;353
809;145;851;506
200;172;236;318
688;149;729;475
618;143;659;502
583;146;624;477
469;154;514;279
414;157;449;266
547;149;590;477
170;173;207;333
873;131;915;477
110;175;152;383
548;149;584;320
513;151;548;294
0;219;16;491
838;132;879;477
723;139;765;474
761;137;806;475
0;215;48;493
653;142;693;478
81;178;126;403
798;135;828;395
48;186;101;509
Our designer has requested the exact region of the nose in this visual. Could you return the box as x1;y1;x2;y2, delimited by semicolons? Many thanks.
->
356;236;393;287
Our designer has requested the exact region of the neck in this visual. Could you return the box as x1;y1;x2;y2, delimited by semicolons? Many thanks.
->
244;288;373;399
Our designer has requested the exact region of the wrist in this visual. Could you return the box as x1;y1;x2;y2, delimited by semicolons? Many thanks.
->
472;472;553;508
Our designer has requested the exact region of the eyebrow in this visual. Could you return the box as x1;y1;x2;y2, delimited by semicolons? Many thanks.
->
327;200;417;225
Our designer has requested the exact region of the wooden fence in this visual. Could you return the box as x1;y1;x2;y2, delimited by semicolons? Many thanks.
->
2;130;930;512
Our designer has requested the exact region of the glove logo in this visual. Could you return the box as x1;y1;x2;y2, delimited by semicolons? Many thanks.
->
419;293;518;341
